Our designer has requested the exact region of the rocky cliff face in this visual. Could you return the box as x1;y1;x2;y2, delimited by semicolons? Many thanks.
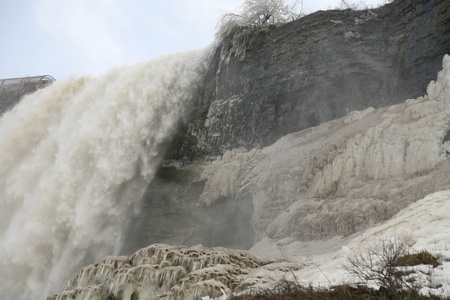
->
170;0;450;158
129;0;450;252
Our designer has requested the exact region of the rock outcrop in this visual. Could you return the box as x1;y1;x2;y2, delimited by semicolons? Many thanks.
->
130;0;450;252
170;0;450;158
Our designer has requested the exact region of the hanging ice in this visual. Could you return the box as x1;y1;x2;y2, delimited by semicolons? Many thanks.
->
49;244;263;300
200;54;450;243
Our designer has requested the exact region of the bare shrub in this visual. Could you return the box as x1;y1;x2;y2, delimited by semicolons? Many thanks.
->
397;249;441;268
344;236;442;298
345;237;410;293
215;0;303;60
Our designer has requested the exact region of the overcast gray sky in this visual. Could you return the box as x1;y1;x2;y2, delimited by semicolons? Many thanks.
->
0;0;387;80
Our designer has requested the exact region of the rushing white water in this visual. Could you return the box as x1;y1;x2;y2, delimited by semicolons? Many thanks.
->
0;48;209;299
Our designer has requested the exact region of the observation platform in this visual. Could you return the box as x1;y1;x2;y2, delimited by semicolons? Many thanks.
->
0;75;55;87
0;75;56;114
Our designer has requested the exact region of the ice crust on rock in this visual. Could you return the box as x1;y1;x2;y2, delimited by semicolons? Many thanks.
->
200;54;450;243
49;244;264;300
236;189;450;297
50;190;450;299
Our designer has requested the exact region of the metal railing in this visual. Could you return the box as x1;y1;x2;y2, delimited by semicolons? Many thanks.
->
0;75;56;114
0;75;55;87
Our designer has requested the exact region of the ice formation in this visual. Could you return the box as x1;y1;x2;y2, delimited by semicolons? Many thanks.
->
49;190;450;299
238;189;450;297
48;244;264;300
200;54;450;243
0;48;210;300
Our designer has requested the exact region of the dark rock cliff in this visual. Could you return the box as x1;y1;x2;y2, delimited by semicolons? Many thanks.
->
169;0;450;159
129;0;450;253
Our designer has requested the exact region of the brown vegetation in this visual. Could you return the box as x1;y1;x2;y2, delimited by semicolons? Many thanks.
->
232;238;446;300
397;250;441;268
230;280;447;300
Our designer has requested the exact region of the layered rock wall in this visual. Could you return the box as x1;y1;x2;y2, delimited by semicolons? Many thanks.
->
135;0;450;251
170;0;450;158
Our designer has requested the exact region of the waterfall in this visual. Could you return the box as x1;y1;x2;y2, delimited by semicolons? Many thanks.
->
0;48;209;300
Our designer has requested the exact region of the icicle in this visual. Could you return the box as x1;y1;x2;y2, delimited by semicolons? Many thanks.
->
77;264;97;287
94;264;114;283
191;280;230;299
78;284;103;300
160;260;171;268
66;276;78;290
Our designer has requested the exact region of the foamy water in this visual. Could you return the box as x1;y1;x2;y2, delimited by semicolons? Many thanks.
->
0;48;209;299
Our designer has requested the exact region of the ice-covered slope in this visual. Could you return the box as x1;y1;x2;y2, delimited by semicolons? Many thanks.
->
242;189;450;297
200;54;450;244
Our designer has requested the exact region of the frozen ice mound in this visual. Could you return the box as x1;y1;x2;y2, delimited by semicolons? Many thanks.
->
48;243;265;300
